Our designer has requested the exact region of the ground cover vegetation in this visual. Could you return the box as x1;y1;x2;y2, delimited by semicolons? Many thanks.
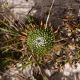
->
0;1;80;80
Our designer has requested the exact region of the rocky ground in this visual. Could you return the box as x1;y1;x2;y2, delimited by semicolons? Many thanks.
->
0;0;80;80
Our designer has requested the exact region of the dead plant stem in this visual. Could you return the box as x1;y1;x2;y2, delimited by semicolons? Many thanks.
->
45;0;55;29
31;50;51;80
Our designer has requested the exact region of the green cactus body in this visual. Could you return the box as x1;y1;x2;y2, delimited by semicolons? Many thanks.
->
27;27;54;55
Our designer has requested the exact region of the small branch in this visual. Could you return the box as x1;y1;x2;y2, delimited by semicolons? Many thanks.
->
45;0;55;29
28;0;40;14
31;50;50;80
53;38;69;42
6;7;27;29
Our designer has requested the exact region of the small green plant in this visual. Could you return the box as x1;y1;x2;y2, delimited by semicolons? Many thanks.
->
27;27;55;55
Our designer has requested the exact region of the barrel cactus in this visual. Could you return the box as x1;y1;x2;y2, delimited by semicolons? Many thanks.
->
27;27;55;55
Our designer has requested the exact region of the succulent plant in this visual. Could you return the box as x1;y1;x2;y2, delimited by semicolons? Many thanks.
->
27;27;55;55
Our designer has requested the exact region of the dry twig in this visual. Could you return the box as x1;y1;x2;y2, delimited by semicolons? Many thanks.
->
45;0;55;29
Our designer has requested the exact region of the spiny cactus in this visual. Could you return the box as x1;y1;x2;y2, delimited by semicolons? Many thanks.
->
27;27;55;55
